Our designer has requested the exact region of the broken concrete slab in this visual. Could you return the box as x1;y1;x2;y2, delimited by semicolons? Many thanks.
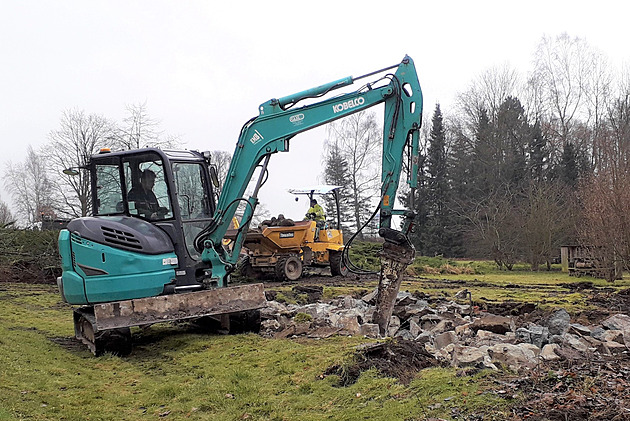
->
409;318;422;338
360;323;379;339
602;340;627;355
568;323;592;337
388;316;401;337
472;330;514;347
540;343;561;361
601;314;630;331
487;343;540;371
434;331;458;350
562;333;592;353
470;314;513;335
328;312;361;335
450;345;493;369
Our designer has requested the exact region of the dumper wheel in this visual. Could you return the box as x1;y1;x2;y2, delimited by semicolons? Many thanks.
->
275;254;302;281
330;250;349;277
236;255;261;279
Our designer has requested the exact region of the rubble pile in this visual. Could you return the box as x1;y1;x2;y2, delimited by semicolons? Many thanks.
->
260;286;630;372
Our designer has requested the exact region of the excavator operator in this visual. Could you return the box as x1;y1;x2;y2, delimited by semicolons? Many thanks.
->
128;169;162;219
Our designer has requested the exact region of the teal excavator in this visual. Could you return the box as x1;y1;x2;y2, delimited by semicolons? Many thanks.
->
58;56;423;354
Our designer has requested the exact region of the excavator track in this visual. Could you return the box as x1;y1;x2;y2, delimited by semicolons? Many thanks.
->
74;307;132;356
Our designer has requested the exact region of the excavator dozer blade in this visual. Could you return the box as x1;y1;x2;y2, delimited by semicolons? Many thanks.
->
73;284;267;355
93;283;266;330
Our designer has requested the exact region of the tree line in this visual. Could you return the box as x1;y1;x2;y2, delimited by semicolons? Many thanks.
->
1;103;180;226
3;33;629;279
321;33;630;278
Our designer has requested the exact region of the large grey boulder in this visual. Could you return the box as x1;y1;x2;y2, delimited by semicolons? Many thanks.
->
529;325;550;348
545;309;571;336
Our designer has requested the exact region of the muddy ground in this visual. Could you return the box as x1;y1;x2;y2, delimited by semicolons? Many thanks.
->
19;270;630;420
262;274;630;421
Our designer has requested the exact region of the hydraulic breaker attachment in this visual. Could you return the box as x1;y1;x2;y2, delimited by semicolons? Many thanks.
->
73;284;266;355
373;241;416;336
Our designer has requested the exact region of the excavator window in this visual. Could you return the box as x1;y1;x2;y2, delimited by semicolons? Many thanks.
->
94;163;124;215
172;162;212;220
122;155;173;220
172;161;213;260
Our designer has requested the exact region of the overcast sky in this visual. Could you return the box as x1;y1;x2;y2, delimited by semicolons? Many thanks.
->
1;0;629;222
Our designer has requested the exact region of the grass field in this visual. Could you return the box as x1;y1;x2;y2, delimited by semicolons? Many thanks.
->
1;263;628;421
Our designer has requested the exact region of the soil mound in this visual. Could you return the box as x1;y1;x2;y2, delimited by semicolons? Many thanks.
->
324;339;442;386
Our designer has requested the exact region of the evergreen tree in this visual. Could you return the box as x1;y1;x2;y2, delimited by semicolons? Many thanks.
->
496;96;529;190
560;142;579;187
321;139;354;232
420;104;464;257
469;108;495;197
449;127;473;198
529;121;547;183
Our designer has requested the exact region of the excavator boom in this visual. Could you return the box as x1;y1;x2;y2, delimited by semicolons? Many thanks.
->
199;56;423;285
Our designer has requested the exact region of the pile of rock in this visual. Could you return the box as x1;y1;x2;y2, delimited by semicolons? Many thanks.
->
260;288;630;372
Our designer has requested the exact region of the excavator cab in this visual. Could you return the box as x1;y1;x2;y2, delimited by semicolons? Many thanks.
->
58;148;220;305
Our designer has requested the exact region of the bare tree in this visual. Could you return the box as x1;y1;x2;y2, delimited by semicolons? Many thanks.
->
46;109;115;218
112;102;180;150
211;150;233;190
457;64;521;131
457;187;522;269
579;169;630;281
532;33;601;169
580;82;630;280
326;111;381;238
3;146;56;226
521;182;575;270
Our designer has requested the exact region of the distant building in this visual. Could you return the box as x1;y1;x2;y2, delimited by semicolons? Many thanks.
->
560;245;622;280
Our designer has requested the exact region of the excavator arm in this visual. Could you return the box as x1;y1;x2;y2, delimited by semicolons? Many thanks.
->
198;55;423;287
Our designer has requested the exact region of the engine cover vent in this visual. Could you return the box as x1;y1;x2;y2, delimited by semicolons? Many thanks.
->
101;226;142;250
